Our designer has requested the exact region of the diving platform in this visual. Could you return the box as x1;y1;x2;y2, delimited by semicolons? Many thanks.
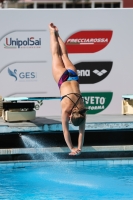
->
0;114;133;134
0;95;133;134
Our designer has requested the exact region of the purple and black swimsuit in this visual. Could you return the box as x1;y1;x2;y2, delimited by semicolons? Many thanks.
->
57;69;82;107
58;69;79;89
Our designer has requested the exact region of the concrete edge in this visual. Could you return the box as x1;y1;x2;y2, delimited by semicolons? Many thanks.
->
0;145;133;155
1;122;133;133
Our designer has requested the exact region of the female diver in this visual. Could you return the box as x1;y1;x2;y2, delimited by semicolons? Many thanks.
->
49;23;87;156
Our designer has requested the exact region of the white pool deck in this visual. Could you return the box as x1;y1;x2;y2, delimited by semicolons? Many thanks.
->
0;114;133;134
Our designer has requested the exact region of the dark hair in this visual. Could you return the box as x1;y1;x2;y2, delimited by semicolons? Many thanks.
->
70;107;87;126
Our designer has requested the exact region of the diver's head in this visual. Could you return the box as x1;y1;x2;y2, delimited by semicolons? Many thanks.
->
70;107;87;126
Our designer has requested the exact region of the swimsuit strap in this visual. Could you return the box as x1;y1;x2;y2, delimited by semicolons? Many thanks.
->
70;95;82;113
62;93;81;98
61;93;81;101
61;93;82;112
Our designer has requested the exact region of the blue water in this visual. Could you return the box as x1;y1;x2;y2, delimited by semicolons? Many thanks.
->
0;161;133;200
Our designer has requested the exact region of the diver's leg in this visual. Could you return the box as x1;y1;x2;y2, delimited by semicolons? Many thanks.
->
49;23;66;83
56;31;78;73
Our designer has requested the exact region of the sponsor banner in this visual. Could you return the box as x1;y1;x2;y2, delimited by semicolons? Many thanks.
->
0;62;58;97
75;61;113;84
0;31;46;61
65;31;113;53
4;36;41;49
8;67;37;82
82;92;113;114
0;9;133;116
1;31;43;49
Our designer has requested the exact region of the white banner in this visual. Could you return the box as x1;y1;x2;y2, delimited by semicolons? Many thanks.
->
0;9;133;116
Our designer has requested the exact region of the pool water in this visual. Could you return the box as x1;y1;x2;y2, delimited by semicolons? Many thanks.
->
0;161;133;200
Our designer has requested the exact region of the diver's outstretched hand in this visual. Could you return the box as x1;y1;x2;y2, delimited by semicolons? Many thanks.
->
69;148;81;156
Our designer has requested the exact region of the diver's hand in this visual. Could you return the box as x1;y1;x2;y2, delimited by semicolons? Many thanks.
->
69;148;81;156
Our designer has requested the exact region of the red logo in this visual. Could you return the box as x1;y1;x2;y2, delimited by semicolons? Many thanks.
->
65;30;113;53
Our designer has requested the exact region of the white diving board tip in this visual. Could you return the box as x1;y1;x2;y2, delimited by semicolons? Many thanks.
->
122;95;133;99
3;97;60;101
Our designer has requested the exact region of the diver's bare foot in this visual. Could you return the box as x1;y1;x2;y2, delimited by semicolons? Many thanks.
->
49;23;58;33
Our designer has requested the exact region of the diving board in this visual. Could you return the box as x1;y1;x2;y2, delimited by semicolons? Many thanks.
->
1;96;60;122
122;95;133;115
3;97;60;101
